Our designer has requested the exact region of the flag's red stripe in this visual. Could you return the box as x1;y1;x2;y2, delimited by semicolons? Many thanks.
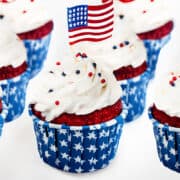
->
88;14;113;24
69;21;113;32
88;7;113;17
88;0;113;11
69;28;113;38
69;35;112;45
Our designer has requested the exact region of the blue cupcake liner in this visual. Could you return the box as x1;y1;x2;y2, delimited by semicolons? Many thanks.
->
148;109;180;173
0;100;8;137
119;71;150;123
143;34;171;79
23;33;52;79
29;106;124;173
0;71;30;123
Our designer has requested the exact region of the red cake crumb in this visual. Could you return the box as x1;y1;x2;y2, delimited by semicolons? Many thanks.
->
31;100;122;126
18;21;53;40
138;21;174;40
0;62;27;80
113;61;147;81
151;104;180;128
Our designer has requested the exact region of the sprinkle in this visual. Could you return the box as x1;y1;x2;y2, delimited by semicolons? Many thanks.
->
76;52;81;57
75;70;81;75
98;73;102;77
0;15;4;19
101;79;106;84
48;89;53;93
82;53;87;58
119;43;124;48
56;61;61;66
55;100;60;106
119;14;124;19
88;72;93;77
61;72;66;76
169;80;175;87
49;71;54;74
124;41;130;45
112;45;117;50
30;0;34;2
142;10;147;14
92;62;97;68
172;76;177;81
22;10;27;14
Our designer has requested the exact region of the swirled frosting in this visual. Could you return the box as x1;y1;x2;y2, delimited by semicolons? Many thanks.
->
152;71;180;117
114;0;173;33
30;55;122;121
72;15;146;71
1;0;52;33
0;22;26;67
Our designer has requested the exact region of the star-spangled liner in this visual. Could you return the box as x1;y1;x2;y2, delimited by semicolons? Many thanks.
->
67;0;114;45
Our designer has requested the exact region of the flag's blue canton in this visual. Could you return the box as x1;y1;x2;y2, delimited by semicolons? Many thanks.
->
24;33;52;79
144;34;171;80
1;71;29;123
30;110;124;173
120;71;150;123
0;101;8;137
149;110;180;173
68;5;88;30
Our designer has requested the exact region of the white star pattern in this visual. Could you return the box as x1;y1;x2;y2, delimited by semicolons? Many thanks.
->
43;134;48;144
163;137;168;148
60;140;68;147
89;158;98;165
169;148;177;156
45;151;50;158
164;154;170;161
64;165;70;172
48;131;54;138
100;143;108;150
61;153;69;160
168;135;174;141
87;132;97;140
59;129;67;135
74;143;84;152
75;167;83;173
175;162;180;169
73;131;83;138
50;145;57;152
101;154;107;160
87;145;97;153
74;156;81;163
55;159;60;166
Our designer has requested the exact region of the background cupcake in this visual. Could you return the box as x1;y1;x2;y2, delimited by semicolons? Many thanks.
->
149;70;180;173
29;55;125;173
0;22;29;122
71;15;149;123
0;87;8;137
1;0;54;78
115;0;174;79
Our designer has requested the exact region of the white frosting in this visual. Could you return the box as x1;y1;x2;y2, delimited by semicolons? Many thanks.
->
72;15;147;71
153;71;180;117
1;0;52;33
114;0;173;33
0;22;26;67
30;56;122;121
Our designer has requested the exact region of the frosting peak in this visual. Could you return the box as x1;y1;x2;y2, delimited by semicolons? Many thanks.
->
30;55;122;121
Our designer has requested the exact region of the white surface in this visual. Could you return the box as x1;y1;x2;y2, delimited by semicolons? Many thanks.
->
0;0;180;180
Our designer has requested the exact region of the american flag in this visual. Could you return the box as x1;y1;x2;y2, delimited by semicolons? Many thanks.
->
67;0;114;45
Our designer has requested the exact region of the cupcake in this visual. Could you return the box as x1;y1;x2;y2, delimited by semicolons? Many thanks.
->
1;0;54;78
0;87;8;137
29;55;125;173
149;71;180;173
71;15;149;123
0;22;29;122
114;0;174;79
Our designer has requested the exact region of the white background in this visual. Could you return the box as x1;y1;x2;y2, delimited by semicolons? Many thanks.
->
0;0;180;180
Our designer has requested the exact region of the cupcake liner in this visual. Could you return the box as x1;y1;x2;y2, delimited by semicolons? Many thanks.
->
0;71;30;122
143;34;171;79
23;33;52;79
0;101;8;137
29;106;124;173
119;71;150;123
149;109;180;173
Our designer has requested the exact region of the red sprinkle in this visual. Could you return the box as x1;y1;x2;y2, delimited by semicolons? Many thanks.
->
55;101;60;106
88;72;93;77
119;43;124;48
101;79;106;84
22;10;27;14
56;61;61;66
